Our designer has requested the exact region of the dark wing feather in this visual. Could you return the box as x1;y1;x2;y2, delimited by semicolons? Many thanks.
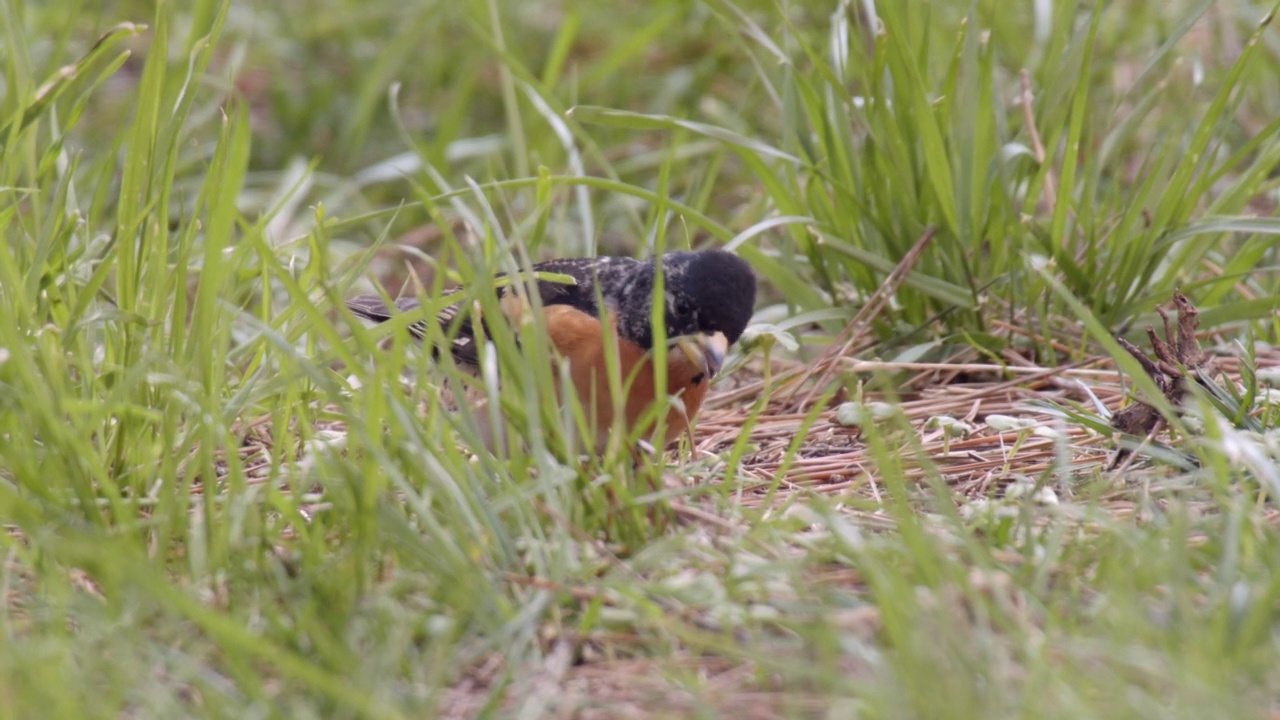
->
344;255;646;368
345;291;468;360
508;257;607;314
344;294;417;323
522;255;649;314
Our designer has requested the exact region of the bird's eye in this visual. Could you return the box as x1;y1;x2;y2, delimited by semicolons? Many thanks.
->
674;299;691;317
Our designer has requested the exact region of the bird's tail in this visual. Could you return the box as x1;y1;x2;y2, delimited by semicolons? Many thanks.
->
345;295;421;323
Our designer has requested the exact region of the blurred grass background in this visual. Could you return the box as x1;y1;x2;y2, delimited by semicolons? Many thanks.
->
4;0;1280;717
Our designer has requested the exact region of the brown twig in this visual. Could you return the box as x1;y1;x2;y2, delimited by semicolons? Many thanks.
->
1021;69;1057;212
788;226;937;409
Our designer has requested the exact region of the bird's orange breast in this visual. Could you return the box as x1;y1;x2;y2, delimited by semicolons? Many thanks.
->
540;304;709;448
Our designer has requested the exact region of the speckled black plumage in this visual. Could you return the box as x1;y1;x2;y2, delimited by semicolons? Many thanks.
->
345;249;756;368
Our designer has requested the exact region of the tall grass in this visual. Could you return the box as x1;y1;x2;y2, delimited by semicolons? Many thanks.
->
2;0;1280;717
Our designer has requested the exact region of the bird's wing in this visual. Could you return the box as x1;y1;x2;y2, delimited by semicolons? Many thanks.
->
344;290;468;358
344;256;646;368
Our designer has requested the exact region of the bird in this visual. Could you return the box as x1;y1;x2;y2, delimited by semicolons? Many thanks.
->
344;249;757;451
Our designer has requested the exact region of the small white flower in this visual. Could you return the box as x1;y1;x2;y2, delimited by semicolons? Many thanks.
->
986;414;1037;432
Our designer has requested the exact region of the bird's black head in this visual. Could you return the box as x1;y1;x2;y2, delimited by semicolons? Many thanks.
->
609;249;756;350
657;249;756;345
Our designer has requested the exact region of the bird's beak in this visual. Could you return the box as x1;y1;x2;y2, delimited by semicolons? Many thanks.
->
671;331;729;378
